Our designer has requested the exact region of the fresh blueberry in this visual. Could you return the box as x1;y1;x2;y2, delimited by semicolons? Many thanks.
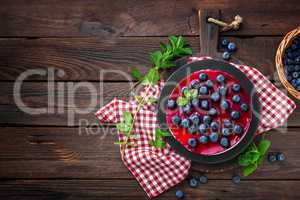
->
295;65;300;71
221;39;229;47
199;73;208;81
218;85;228;96
231;111;240;120
216;74;225;83
211;121;220;131
292;71;299;78
199;175;208;184
181;118;190;128
167;99;177;109
221;128;231;136
201;100;210;110
296;57;300;63
205;80;214;88
188;138;197;147
199;135;208;144
223;119;232;128
240;103;249;112
233;124;243;134
268;154;277;163
172;115;181;125
199;86;209;95
198;124;207;134
181;87;189;94
188;125;197;134
208;108;218;116
209;132;219;143
291;43;298;50
232;95;241;103
191;98;200;108
228;42;237;52
189;113;200;125
297;85;300;91
189;178;199;188
203;115;212;124
232;175;241;184
175;190;184;199
220;137;230;148
191;80;200;89
232;84;241;92
182;104;191;114
276;153;286;161
287;65;295;72
220;100;230;110
291;79;297;87
222;51;231;61
211;92;220;102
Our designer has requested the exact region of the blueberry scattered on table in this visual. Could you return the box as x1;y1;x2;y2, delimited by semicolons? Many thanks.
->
209;132;219;143
189;177;199;188
181;118;190;128
228;42;237;52
167;99;177;109
199;175;208;184
276;152;286;161
175;190;184;199
222;52;230;60
221;39;229;47
172;115;181;125
188;138;197;147
232;175;241;184
268;154;277;163
199;135;208;144
199;73;208;81
220;137;230;148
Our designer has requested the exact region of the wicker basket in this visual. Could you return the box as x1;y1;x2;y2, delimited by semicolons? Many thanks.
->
275;26;300;100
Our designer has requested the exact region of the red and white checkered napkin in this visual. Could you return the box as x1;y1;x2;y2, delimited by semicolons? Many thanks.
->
95;56;296;198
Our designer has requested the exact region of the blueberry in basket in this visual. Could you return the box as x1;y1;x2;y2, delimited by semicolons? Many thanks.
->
166;70;252;155
282;36;300;91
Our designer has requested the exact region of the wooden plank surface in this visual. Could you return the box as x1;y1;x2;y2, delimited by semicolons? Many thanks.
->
0;37;282;81
0;127;299;180
0;82;299;126
0;0;299;37
0;179;299;200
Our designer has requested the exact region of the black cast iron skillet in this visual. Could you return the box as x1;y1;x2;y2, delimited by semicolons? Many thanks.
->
157;59;261;164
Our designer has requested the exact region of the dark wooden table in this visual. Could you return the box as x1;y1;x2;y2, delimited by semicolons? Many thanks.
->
0;1;300;199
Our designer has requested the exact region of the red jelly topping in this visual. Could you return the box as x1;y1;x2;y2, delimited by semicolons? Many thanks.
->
166;70;252;155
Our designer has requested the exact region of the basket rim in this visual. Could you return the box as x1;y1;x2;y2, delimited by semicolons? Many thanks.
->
275;26;300;100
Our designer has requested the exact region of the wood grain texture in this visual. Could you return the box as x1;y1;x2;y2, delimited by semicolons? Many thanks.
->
0;127;299;179
0;179;299;200
0;37;282;81
0;82;299;126
0;0;299;37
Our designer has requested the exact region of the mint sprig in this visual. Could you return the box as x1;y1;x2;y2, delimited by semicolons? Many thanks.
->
176;89;198;106
151;128;171;148
132;36;192;85
238;139;271;176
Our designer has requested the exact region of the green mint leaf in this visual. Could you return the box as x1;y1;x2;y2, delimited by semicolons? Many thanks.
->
156;128;171;137
123;111;133;125
147;97;157;104
180;47;193;55
176;96;188;106
153;139;166;148
116;123;131;133
190;89;198;99
169;35;178;49
131;69;143;81
176;36;183;48
258;139;271;156
142;68;160;85
160;42;167;52
238;154;252;166
150;51;163;67
159;60;176;69
243;163;258;176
